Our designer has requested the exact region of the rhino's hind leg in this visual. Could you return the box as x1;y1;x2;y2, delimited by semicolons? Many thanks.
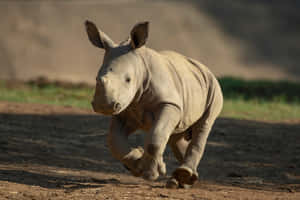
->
173;89;223;188
166;132;192;188
168;132;190;164
168;118;213;188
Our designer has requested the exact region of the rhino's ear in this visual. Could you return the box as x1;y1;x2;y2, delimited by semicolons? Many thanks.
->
130;21;149;49
85;20;116;50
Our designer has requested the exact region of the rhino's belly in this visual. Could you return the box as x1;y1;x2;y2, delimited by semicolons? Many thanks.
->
160;51;212;133
172;74;209;133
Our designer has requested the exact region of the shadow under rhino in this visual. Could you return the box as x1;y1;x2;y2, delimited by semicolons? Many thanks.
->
0;112;299;190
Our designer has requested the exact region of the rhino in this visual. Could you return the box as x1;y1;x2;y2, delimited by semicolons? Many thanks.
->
85;20;223;188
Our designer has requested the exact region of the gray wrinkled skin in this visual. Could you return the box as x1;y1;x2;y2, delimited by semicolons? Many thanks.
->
85;20;223;188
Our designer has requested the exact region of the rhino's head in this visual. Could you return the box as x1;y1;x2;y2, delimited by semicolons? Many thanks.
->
85;20;149;115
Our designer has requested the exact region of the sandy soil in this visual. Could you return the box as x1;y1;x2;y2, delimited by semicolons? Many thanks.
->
0;101;299;200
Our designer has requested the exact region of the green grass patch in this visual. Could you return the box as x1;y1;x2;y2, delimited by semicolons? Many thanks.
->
0;80;93;109
222;98;300;121
219;77;300;121
0;77;300;121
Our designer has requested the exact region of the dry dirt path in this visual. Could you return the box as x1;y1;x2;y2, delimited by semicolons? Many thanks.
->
0;102;299;200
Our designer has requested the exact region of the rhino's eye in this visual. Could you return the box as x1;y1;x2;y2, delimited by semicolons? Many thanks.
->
126;77;131;83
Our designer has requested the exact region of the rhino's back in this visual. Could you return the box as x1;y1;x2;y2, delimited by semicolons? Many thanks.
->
159;51;219;132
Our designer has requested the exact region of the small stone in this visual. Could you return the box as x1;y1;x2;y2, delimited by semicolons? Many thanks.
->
227;172;242;178
159;193;169;198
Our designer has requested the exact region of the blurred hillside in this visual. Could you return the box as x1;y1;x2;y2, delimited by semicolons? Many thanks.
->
1;0;299;84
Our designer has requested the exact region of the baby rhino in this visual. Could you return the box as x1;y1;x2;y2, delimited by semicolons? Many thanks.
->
85;20;223;188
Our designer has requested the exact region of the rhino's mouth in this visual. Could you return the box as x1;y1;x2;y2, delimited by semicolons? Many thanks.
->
113;102;122;113
91;101;123;115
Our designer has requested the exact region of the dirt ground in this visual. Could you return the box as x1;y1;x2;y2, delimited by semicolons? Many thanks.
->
0;101;299;200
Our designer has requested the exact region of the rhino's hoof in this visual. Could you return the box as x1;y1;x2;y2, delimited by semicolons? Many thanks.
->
143;171;159;181
166;178;179;189
173;167;198;185
166;177;193;189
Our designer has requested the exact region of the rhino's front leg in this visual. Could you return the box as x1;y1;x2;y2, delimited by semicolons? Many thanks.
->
107;116;143;176
140;104;180;180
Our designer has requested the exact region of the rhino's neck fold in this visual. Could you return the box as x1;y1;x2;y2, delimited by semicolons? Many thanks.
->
132;47;152;103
